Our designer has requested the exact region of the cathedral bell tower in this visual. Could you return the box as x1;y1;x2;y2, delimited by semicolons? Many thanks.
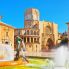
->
24;8;39;29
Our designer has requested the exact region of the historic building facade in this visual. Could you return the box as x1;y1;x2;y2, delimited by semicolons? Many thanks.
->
15;8;40;52
39;21;58;51
14;8;58;52
0;22;14;48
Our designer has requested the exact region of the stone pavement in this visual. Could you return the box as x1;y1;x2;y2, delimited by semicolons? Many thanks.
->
25;51;55;58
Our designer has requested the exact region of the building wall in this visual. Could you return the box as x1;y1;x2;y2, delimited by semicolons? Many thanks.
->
39;21;43;51
0;22;14;49
58;33;62;44
39;21;58;51
53;23;58;45
14;28;40;52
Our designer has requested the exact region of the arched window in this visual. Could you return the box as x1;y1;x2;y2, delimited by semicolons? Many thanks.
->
31;30;33;35
6;32;8;37
37;38;39;43
31;38;33;43
46;26;52;34
34;38;36;42
37;31;39;35
27;30;29;35
34;31;36;35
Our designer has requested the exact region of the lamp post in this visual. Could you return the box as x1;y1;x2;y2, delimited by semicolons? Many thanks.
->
66;22;69;48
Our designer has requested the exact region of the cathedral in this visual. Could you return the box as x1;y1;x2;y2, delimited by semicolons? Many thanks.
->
14;8;58;52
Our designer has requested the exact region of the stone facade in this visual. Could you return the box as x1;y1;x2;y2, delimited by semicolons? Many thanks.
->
39;21;58;51
14;28;40;52
14;8;58;52
0;22;14;50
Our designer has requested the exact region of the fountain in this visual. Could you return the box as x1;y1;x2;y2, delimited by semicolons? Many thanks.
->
54;46;68;67
0;43;23;66
0;43;14;61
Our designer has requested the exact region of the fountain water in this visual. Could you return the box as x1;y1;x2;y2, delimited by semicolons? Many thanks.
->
0;43;14;61
54;45;68;67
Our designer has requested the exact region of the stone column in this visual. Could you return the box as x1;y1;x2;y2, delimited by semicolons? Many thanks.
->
30;37;31;43
33;38;34;43
26;37;27;43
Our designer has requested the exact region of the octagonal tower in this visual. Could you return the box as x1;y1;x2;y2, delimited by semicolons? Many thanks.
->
24;8;39;29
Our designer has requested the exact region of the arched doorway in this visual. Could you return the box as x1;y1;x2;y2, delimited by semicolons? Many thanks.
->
46;38;54;49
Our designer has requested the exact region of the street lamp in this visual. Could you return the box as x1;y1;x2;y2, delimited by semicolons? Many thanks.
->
66;22;69;48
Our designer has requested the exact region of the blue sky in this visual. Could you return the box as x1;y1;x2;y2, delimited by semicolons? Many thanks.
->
0;0;69;33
